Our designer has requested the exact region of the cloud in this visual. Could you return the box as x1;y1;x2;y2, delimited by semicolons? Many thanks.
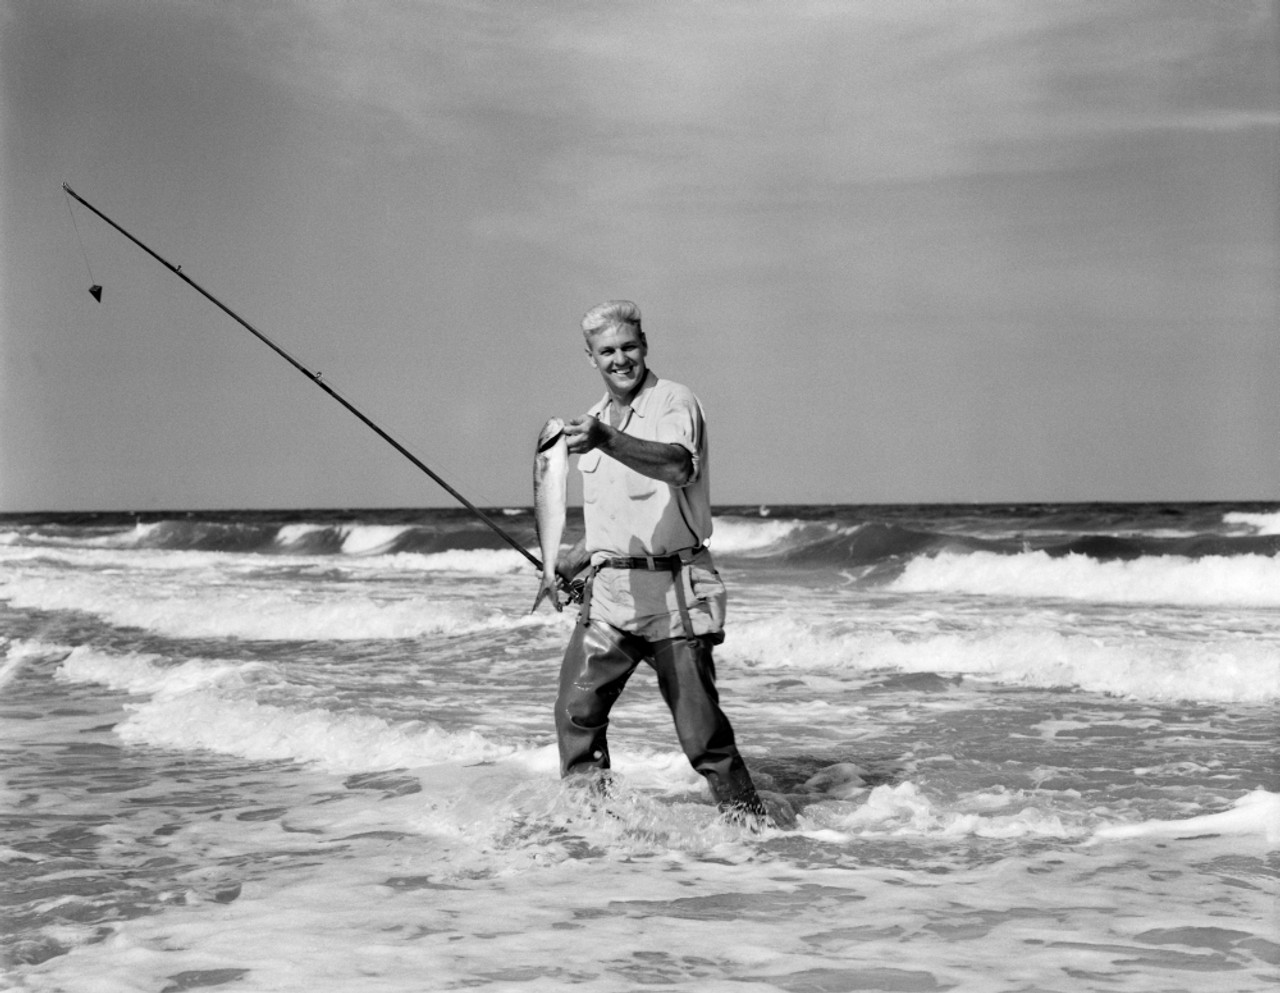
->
5;0;1274;507
224;1;1276;203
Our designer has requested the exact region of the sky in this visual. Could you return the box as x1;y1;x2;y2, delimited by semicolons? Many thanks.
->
1;0;1276;512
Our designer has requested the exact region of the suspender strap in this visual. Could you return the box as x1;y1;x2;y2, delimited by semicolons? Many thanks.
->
668;558;699;646
577;562;600;628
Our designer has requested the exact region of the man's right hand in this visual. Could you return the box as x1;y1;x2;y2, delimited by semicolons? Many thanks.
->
563;416;605;455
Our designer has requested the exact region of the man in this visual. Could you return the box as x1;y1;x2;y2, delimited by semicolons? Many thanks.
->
553;299;771;825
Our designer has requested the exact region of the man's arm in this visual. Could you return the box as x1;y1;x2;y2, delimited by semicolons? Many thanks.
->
563;416;694;486
555;536;591;581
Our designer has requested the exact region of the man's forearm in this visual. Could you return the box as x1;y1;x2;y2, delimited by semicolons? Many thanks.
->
596;423;694;485
556;537;591;580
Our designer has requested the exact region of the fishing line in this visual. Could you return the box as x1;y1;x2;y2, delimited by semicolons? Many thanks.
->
60;181;542;571
65;196;103;301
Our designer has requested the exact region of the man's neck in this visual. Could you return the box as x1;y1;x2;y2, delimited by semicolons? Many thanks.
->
604;375;646;413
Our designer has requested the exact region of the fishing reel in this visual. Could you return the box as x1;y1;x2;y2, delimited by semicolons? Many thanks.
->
562;577;587;605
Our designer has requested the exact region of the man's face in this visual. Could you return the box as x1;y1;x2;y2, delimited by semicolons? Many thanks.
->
585;324;648;400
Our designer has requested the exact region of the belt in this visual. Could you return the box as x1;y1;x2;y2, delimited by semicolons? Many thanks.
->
597;552;684;571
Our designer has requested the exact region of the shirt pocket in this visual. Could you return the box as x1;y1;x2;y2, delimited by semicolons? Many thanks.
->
578;450;602;503
625;471;657;499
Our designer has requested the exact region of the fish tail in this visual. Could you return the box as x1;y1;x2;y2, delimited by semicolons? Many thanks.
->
536;417;566;452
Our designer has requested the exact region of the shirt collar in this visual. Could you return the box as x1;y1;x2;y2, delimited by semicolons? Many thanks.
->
593;370;658;419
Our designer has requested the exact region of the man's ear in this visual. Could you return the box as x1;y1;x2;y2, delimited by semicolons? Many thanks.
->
585;346;598;368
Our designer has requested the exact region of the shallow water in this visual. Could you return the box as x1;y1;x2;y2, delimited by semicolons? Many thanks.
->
2;504;1278;991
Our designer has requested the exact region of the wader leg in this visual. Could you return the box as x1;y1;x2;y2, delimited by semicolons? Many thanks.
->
555;619;643;779
649;636;765;817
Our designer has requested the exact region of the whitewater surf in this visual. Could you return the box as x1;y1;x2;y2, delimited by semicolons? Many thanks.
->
2;501;1277;992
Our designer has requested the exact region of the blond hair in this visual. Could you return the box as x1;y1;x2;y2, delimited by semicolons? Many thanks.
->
581;300;642;339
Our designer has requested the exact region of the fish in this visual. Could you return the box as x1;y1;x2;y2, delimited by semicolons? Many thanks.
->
531;416;568;612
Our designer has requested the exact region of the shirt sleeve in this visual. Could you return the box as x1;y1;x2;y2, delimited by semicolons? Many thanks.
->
654;383;704;483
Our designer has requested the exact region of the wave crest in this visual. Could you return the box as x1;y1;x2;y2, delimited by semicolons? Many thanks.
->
892;550;1280;607
56;647;518;772
720;619;1280;703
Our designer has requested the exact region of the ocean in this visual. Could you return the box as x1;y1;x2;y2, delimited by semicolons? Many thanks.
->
2;502;1277;993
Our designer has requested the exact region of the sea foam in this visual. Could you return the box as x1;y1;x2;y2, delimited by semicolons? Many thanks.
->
720;618;1280;703
56;647;520;772
1;639;73;690
1094;788;1280;847
0;569;535;641
891;549;1280;607
807;782;1087;841
338;548;530;574
1224;510;1280;536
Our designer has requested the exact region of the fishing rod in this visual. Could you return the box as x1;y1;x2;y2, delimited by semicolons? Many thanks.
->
62;182;543;572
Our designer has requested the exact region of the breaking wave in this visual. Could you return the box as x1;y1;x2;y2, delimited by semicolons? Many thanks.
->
719;618;1280;704
55;647;525;772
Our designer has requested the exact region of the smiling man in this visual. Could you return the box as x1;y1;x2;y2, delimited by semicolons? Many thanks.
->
553;300;774;827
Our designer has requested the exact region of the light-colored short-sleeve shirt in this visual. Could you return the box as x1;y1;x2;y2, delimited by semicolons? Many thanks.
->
577;372;724;639
579;372;712;558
